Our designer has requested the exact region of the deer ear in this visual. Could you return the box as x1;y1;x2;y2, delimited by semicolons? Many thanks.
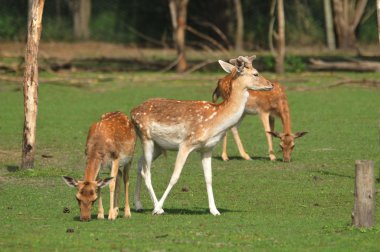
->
294;131;308;138
97;177;114;188
62;176;78;188
248;55;256;62
218;60;235;73
267;131;281;138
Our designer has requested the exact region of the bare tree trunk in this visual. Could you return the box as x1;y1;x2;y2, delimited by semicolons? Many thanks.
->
377;0;380;43
169;0;189;73
268;0;277;56
276;0;285;74
324;0;336;50
68;0;91;40
233;0;244;51
332;0;368;49
21;0;45;169
28;0;33;23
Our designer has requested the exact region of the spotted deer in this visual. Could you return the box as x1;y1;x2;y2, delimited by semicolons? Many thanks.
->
131;56;273;216
63;111;137;221
212;60;307;162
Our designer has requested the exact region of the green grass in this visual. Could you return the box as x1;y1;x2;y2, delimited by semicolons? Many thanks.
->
0;70;380;251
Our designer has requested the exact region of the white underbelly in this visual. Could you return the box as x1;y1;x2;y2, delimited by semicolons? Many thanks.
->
203;133;224;149
101;156;132;170
150;122;187;150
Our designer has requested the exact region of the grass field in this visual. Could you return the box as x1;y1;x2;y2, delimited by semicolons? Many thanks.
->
0;69;380;251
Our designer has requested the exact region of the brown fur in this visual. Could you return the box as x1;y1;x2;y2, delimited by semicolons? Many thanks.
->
130;59;273;215
213;76;306;162
63;111;137;221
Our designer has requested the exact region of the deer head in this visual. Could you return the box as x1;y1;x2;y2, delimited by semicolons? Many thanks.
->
267;131;308;162
218;55;273;92
62;176;113;221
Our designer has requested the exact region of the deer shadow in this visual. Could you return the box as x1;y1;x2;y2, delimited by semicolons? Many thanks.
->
6;165;19;173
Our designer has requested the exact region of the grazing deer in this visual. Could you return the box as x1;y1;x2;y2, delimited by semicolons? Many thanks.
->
63;111;137;221
212;61;307;162
131;56;273;216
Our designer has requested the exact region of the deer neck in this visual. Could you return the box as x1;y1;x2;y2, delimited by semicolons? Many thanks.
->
84;157;102;181
213;84;249;133
280;98;292;134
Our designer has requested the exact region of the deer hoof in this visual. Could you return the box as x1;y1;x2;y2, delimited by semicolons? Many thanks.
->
210;208;221;216
269;154;276;161
124;207;131;218
221;154;229;161
97;213;105;220
108;209;118;220
242;154;252;160
152;207;165;215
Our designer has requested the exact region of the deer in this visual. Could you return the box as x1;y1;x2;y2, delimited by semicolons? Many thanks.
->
62;111;137;221
131;56;273;216
212;59;307;162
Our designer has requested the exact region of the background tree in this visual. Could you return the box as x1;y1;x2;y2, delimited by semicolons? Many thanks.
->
67;0;91;40
332;0;368;49
324;0;336;50
269;0;285;74
21;0;45;169
233;0;244;51
169;0;189;72
377;0;380;43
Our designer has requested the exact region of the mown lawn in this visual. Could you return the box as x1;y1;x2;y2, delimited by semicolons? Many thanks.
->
0;70;380;251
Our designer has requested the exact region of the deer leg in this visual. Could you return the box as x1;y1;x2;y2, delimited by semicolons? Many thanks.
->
201;150;220;216
108;159;120;220
123;160;132;218
140;140;161;211
135;144;162;212
113;170;122;215
97;187;104;219
231;126;251;160
221;133;229;161
260;112;276;161
153;145;192;215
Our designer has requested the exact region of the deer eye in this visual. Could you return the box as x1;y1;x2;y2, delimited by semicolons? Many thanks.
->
253;72;259;77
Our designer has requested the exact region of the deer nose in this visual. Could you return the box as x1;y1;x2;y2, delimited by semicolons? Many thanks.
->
80;216;91;222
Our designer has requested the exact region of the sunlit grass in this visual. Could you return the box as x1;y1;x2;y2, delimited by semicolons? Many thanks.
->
0;70;380;251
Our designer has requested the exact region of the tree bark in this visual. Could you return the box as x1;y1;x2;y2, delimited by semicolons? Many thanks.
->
332;0;368;49
323;0;336;50
377;0;380;43
169;0;189;73
275;0;285;74
353;160;375;228
21;0;45;169
68;0;91;40
233;0;244;51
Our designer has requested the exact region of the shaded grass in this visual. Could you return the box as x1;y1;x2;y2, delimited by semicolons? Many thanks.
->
0;71;380;251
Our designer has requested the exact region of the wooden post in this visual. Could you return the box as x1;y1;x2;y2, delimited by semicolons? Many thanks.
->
353;160;375;228
21;0;45;169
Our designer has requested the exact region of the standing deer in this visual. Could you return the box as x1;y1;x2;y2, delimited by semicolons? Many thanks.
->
212;60;307;162
63;111;136;221
131;56;273;216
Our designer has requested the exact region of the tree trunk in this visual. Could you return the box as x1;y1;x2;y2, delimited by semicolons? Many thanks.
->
21;0;45;169
169;0;189;73
332;0;368;49
233;0;244;51
69;0;91;40
377;0;380;43
275;0;285;74
323;0;336;50
28;0;33;23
